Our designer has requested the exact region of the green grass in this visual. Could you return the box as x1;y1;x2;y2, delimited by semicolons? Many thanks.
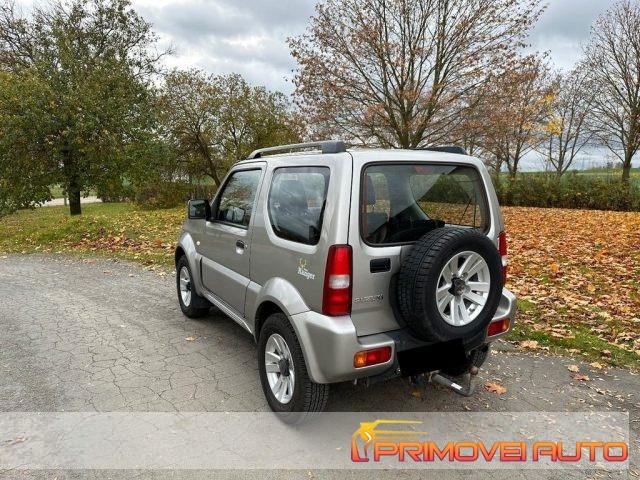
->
507;299;640;370
0;202;184;268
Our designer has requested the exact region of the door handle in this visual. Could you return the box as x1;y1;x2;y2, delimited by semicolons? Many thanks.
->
235;240;246;254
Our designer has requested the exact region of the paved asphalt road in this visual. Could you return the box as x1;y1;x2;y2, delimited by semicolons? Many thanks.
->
0;254;637;479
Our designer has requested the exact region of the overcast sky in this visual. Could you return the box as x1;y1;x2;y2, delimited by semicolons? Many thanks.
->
16;0;623;168
131;0;613;93
15;0;612;96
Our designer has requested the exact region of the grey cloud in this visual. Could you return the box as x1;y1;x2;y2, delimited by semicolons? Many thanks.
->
528;0;610;69
16;0;613;92
138;0;317;92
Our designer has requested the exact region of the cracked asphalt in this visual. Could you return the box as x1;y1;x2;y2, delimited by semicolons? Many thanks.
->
0;254;637;479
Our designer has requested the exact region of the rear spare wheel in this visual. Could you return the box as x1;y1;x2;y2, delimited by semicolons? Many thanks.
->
396;227;502;343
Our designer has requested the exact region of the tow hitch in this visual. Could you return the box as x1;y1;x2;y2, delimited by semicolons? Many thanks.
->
411;366;479;397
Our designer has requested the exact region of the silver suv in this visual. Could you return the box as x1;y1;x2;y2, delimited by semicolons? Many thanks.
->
175;141;516;417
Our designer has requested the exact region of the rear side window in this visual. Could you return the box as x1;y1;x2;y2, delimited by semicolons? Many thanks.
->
361;164;488;245
268;167;330;245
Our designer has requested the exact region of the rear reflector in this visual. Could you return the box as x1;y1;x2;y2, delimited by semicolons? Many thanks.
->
498;231;508;286
322;245;352;316
354;346;392;368
487;318;510;337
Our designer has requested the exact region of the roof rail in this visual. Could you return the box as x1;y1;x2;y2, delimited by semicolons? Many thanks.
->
247;140;347;159
419;145;468;155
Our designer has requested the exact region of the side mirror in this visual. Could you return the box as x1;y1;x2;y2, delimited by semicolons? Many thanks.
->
188;199;211;220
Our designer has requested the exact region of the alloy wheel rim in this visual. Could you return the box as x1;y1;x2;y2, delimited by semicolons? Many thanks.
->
179;266;192;307
436;250;491;327
264;333;295;404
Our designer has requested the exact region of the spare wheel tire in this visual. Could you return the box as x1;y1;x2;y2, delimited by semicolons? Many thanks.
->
396;227;503;343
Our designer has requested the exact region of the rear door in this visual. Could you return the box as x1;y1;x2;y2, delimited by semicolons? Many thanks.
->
199;166;264;315
349;160;491;336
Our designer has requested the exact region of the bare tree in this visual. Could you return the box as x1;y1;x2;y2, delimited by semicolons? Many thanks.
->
583;0;640;182
475;55;553;177
289;0;544;148
542;69;594;176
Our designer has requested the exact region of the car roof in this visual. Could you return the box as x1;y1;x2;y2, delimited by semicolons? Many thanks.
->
234;148;484;169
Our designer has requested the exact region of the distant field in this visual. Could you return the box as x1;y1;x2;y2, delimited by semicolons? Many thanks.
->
49;184;97;199
0;202;638;368
511;168;640;186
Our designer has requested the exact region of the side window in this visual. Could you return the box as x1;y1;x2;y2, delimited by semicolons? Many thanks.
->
268;167;330;245
215;169;261;228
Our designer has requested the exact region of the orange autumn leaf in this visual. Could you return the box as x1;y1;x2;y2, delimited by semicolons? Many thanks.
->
484;381;507;395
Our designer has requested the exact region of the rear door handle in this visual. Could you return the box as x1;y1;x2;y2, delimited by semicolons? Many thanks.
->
235;240;246;254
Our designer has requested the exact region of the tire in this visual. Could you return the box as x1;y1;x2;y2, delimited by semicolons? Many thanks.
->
396;227;503;343
176;256;210;318
258;313;329;422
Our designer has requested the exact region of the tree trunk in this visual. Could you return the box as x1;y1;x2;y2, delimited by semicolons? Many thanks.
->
622;151;632;182
68;177;81;216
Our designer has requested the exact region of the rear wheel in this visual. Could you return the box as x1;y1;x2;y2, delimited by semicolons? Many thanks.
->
176;256;210;318
258;313;329;422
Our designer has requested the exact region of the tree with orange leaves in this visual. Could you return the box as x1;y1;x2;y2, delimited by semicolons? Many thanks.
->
289;0;545;149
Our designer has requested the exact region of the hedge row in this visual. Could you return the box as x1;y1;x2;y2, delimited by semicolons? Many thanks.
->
110;172;640;212
494;173;640;212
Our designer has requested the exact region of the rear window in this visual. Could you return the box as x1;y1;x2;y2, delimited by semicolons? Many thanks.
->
268;166;330;245
361;163;488;245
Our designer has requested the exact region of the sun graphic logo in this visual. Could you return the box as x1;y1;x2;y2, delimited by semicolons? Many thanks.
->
350;419;427;462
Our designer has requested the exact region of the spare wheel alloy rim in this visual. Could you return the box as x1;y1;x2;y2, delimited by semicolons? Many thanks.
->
264;333;295;404
436;250;491;327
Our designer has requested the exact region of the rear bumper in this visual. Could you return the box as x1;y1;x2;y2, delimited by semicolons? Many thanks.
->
290;288;517;384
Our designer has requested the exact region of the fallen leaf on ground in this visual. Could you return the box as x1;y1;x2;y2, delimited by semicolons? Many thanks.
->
520;340;540;350
571;373;590;381
484;381;507;395
185;336;197;342
589;362;605;370
601;350;612;357
4;437;26;446
410;389;422;398
567;365;580;373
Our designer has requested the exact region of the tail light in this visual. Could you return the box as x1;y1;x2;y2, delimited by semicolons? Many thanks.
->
488;318;510;337
498;231;508;286
354;346;392;368
322;245;352;316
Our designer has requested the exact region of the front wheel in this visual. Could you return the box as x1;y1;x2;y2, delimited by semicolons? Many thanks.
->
176;256;210;318
258;313;329;422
